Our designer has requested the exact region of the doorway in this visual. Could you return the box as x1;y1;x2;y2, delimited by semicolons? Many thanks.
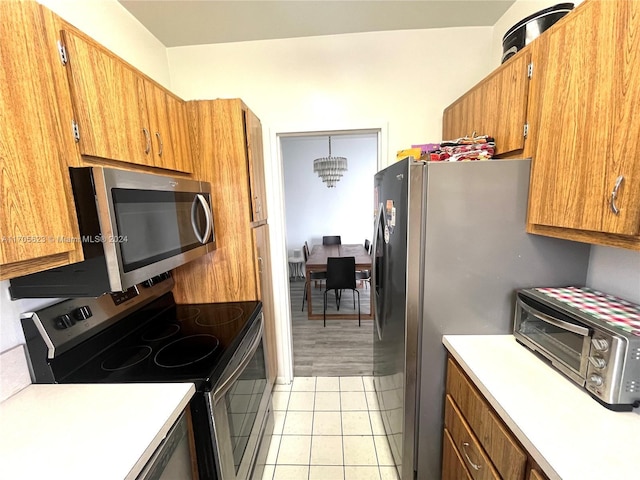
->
266;120;388;384
281;132;377;377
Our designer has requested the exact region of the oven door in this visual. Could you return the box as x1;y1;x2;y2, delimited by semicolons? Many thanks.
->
207;315;272;480
514;293;592;386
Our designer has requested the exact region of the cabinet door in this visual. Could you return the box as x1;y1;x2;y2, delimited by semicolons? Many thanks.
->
245;108;267;224
443;52;531;156
528;0;640;238
253;225;277;383
166;95;193;173
0;2;83;278
446;359;527;479
143;79;177;169
172;100;258;303
442;429;473;480
61;28;152;166
444;395;500;480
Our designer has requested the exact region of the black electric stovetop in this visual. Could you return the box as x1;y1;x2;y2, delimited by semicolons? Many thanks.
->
53;293;261;391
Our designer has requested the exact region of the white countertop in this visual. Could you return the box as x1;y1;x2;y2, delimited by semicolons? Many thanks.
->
0;383;195;480
443;335;640;480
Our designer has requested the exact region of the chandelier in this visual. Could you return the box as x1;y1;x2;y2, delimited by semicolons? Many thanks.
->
313;136;348;188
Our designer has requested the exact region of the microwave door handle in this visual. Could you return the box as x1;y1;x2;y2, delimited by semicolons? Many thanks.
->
518;298;590;336
191;194;213;244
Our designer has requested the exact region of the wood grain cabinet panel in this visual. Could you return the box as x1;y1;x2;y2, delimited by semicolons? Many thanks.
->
445;359;527;480
142;80;193;173
245;108;268;225
442;429;473;480
253;224;277;382
527;0;640;248
443;52;531;157
61;27;152;167
528;467;548;480
60;26;193;174
172;100;258;303
0;1;83;279
444;395;500;480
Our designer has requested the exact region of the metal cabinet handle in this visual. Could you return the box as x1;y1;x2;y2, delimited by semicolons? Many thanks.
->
142;128;151;154
155;131;163;157
461;442;482;471
610;175;624;215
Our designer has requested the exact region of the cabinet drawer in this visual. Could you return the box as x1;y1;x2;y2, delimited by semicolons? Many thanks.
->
442;428;472;480
444;395;500;480
446;359;527;479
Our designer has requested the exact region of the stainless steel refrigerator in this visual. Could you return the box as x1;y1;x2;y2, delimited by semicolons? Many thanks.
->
371;158;590;479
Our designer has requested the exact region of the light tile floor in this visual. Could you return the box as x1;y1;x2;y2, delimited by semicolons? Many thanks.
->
263;376;400;480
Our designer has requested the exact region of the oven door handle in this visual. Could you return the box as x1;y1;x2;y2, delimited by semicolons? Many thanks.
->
518;297;590;336
213;318;264;402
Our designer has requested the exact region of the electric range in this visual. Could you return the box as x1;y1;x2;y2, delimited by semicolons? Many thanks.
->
21;274;274;480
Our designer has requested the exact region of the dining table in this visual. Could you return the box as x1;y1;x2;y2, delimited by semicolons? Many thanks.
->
304;243;373;320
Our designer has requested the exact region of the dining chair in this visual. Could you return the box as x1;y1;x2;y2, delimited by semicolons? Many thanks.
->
323;256;360;327
301;242;327;311
322;235;341;245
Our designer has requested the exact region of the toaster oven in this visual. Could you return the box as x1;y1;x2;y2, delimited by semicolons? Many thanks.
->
513;287;640;411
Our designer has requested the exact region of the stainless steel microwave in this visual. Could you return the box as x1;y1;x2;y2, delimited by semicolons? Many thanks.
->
10;167;215;298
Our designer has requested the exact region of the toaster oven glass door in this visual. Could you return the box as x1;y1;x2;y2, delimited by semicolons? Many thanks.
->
515;296;592;384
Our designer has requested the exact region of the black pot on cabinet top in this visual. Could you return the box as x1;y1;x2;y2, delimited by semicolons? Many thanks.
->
501;2;574;63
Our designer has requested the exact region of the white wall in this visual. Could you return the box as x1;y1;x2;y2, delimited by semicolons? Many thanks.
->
167;27;495;157
283;133;378;252
37;0;171;87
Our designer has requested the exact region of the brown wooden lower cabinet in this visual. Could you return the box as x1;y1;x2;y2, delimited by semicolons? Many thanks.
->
442;428;472;480
443;357;549;480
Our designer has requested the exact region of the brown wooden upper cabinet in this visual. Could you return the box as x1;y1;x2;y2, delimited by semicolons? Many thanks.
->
60;26;193;173
245;106;268;225
0;2;84;280
443;51;532;157
443;0;639;250
527;0;640;250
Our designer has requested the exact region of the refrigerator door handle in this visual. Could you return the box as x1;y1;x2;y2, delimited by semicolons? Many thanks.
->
372;202;385;341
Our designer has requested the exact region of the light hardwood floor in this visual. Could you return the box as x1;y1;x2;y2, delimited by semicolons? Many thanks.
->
290;278;373;377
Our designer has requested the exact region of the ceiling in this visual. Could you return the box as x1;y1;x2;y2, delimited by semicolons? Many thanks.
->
118;0;515;48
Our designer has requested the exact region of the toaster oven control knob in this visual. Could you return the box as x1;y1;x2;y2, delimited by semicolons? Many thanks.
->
54;314;75;329
588;356;607;369
591;338;609;352
73;306;92;321
589;374;604;386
